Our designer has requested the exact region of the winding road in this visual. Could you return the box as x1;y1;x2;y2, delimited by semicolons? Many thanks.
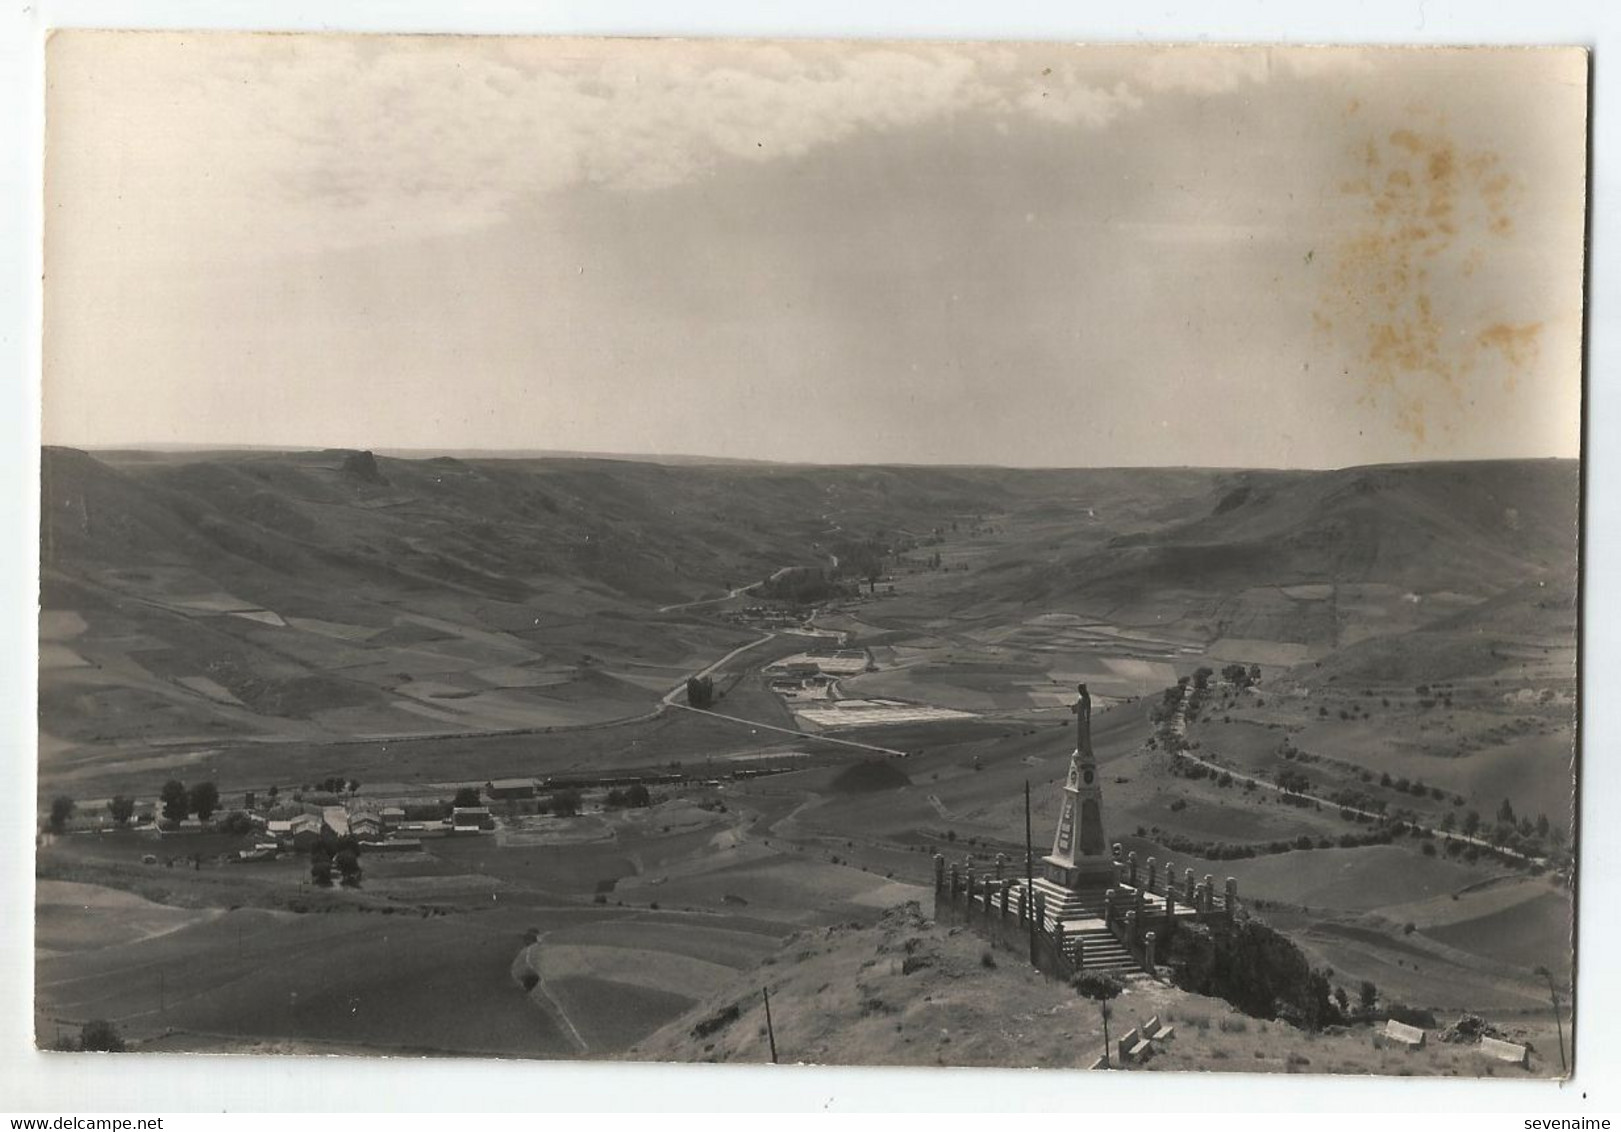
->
1163;684;1547;866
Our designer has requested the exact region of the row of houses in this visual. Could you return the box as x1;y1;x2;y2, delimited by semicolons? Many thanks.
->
242;802;492;861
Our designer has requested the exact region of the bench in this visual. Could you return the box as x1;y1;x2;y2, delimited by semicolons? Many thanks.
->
1143;1014;1176;1042
1384;1019;1427;1050
1479;1036;1530;1067
1116;1026;1153;1063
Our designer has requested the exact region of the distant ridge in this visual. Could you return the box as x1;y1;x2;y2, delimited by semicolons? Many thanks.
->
67;443;1578;475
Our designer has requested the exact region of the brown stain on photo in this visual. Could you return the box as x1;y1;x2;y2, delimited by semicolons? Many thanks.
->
1318;110;1538;448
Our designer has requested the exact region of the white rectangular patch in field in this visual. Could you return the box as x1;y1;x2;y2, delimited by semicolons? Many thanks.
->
1028;691;1073;708
229;609;288;627
771;651;870;676
177;675;246;705
797;699;974;727
40;610;90;640
39;643;91;669
1101;657;1178;684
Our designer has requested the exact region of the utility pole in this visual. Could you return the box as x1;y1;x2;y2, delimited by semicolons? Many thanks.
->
1535;965;1568;1073
1025;780;1036;966
762;986;779;1065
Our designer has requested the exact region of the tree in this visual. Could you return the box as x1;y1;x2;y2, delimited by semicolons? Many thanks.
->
218;811;255;836
1462;810;1482;837
604;787;627;809
1073;972;1125;1067
160;780;189;824
78;1019;126;1053
1358;979;1378;1013
1334;985;1350;1014
1536;813;1551;840
334;847;363;887
453;786;483;809
1498;798;1517;825
188;781;220;821
686;674;715;709
310;845;334;887
625;783;652;808
48;795;75;833
347;778;361;796
1248;664;1262;685
267;784;280;804
550;789;583;818
105;795;135;826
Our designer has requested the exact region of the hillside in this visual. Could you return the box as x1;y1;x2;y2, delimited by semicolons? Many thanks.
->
987;460;1577;649
625;902;1558;1076
37;448;1225;761
38;449;1577;795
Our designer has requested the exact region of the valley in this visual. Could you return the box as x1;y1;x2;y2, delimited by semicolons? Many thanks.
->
34;448;1578;1069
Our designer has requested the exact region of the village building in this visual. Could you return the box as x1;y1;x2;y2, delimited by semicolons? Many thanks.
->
269;812;322;850
321;806;351;838
487;778;537;800
450;806;492;830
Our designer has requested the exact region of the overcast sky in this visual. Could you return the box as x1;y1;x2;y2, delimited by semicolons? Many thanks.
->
42;34;1586;467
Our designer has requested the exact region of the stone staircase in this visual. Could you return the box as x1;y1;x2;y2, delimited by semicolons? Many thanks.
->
1012;877;1145;975
1064;922;1139;974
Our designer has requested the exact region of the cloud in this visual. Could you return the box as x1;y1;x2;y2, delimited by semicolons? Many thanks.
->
49;33;1153;252
1016;74;1142;126
1136;44;1375;94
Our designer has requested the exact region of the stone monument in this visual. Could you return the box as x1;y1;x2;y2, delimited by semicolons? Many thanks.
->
1041;683;1117;889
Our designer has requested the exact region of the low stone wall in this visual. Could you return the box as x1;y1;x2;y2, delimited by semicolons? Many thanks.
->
932;866;1076;983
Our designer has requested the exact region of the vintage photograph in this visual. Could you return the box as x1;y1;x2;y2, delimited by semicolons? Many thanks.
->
36;33;1584;1076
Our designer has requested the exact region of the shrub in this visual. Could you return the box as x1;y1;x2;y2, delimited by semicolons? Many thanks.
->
48;795;75;833
77;1020;125;1053
1072;972;1125;1001
520;971;540;992
980;950;997;969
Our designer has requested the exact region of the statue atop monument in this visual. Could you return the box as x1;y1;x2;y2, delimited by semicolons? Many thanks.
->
1042;683;1112;887
1072;682;1092;759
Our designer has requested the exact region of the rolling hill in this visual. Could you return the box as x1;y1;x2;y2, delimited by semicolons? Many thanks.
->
38;448;1577;796
980;460;1577;649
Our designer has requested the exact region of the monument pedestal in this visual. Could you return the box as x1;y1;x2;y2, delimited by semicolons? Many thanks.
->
1041;855;1119;891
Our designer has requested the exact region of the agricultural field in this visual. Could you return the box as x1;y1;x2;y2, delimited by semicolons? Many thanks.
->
35;450;1578;1068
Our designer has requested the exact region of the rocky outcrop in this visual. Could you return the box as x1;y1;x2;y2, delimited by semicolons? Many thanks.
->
340;449;388;485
